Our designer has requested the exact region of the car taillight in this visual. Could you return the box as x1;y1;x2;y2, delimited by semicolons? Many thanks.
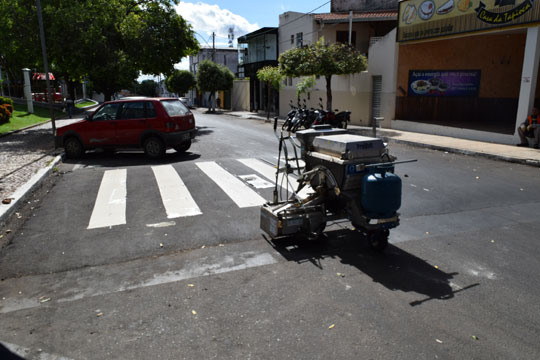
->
165;122;180;130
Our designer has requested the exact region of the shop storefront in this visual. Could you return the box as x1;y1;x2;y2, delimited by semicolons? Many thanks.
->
396;0;540;141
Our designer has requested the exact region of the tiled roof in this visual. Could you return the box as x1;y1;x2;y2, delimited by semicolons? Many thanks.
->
314;11;398;23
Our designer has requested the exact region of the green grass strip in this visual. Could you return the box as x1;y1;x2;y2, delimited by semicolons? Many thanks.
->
75;101;96;108
0;103;64;134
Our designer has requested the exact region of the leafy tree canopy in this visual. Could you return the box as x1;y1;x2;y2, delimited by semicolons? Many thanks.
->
137;79;158;97
279;38;367;111
0;0;199;101
165;70;196;96
256;66;283;91
196;60;234;111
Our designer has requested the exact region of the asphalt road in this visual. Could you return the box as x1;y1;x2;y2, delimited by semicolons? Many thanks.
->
1;110;540;359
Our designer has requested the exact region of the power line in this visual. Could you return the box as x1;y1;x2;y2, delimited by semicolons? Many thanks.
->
237;1;331;42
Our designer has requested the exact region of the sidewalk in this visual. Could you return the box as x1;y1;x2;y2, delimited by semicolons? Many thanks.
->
1;108;539;227
0;115;84;227
224;109;540;167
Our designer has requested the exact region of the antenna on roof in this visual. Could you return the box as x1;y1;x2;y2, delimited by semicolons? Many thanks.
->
228;27;235;48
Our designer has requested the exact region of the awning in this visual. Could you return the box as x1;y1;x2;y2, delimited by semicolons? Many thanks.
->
32;72;55;80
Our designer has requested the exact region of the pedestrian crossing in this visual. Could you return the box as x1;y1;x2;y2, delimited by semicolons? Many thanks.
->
85;158;299;229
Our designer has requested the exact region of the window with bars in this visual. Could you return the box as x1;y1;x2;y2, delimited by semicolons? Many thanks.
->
296;32;303;47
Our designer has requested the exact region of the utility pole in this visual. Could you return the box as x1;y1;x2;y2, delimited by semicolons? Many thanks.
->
212;32;216;62
36;0;56;136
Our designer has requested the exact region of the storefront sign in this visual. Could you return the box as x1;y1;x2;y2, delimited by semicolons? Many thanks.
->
408;70;481;96
398;0;540;42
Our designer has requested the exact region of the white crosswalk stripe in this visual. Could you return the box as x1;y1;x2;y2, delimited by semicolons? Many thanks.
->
152;165;202;218
196;161;267;208
86;159;273;229
88;169;127;229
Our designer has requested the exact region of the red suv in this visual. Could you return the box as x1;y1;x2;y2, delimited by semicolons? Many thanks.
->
55;97;197;159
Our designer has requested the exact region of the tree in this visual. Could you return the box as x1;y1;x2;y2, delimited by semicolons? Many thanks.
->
0;0;199;101
137;79;158;97
165;70;196;96
196;60;234;112
279;38;367;111
256;66;283;121
296;76;316;102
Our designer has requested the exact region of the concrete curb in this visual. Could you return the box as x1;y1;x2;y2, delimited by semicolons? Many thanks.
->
347;129;540;168
0;153;63;228
223;112;540;168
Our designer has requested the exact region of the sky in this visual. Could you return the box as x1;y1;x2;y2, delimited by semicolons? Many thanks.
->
139;0;331;80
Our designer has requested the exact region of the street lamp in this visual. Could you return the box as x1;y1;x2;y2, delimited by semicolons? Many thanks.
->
36;0;56;136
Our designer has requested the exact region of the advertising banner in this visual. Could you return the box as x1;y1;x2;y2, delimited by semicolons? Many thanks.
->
398;0;540;42
408;70;481;96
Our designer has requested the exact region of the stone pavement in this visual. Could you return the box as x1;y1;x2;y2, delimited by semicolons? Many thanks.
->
1;107;539;227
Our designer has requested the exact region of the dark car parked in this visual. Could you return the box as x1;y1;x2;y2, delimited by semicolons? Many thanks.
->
55;97;197;159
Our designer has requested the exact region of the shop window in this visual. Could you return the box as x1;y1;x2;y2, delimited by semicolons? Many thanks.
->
291;34;294;44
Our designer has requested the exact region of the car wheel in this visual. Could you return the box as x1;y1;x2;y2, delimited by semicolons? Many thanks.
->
64;137;84;159
143;136;165;159
173;140;191;153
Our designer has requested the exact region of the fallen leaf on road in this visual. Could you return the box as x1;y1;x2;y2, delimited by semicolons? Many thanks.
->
476;176;480;180
6;230;11;234
434;265;439;269
39;296;51;303
187;284;195;287
201;245;206;249
192;310;197;315
491;240;495;243
218;244;225;247
328;324;335;329
472;335;479;340
96;312;103;317
436;339;443;344
2;198;12;204
336;273;345;277
160;243;163;248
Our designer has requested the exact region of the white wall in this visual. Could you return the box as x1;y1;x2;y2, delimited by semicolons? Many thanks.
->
232;80;250;111
367;28;399;128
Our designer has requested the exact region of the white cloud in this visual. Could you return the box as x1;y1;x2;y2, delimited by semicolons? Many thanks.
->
175;1;259;45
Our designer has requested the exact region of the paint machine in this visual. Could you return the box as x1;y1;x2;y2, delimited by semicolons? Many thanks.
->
260;119;415;251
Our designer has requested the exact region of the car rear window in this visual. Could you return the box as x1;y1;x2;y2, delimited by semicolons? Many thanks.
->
161;99;190;116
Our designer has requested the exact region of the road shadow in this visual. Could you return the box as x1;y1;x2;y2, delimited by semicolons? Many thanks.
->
195;126;214;137
266;228;479;306
62;149;201;167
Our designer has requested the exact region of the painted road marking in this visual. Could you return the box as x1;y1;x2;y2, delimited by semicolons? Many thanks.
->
152;165;202;218
238;174;274;189
0;341;74;360
87;169;127;229
196;161;266;208
238;158;298;191
0;251;277;314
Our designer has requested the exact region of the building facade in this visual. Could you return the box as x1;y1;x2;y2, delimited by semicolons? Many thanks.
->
188;47;239;108
395;0;540;144
278;6;398;126
237;27;279;113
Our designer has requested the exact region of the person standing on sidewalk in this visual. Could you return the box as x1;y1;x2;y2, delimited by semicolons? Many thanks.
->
517;107;540;149
64;97;74;119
